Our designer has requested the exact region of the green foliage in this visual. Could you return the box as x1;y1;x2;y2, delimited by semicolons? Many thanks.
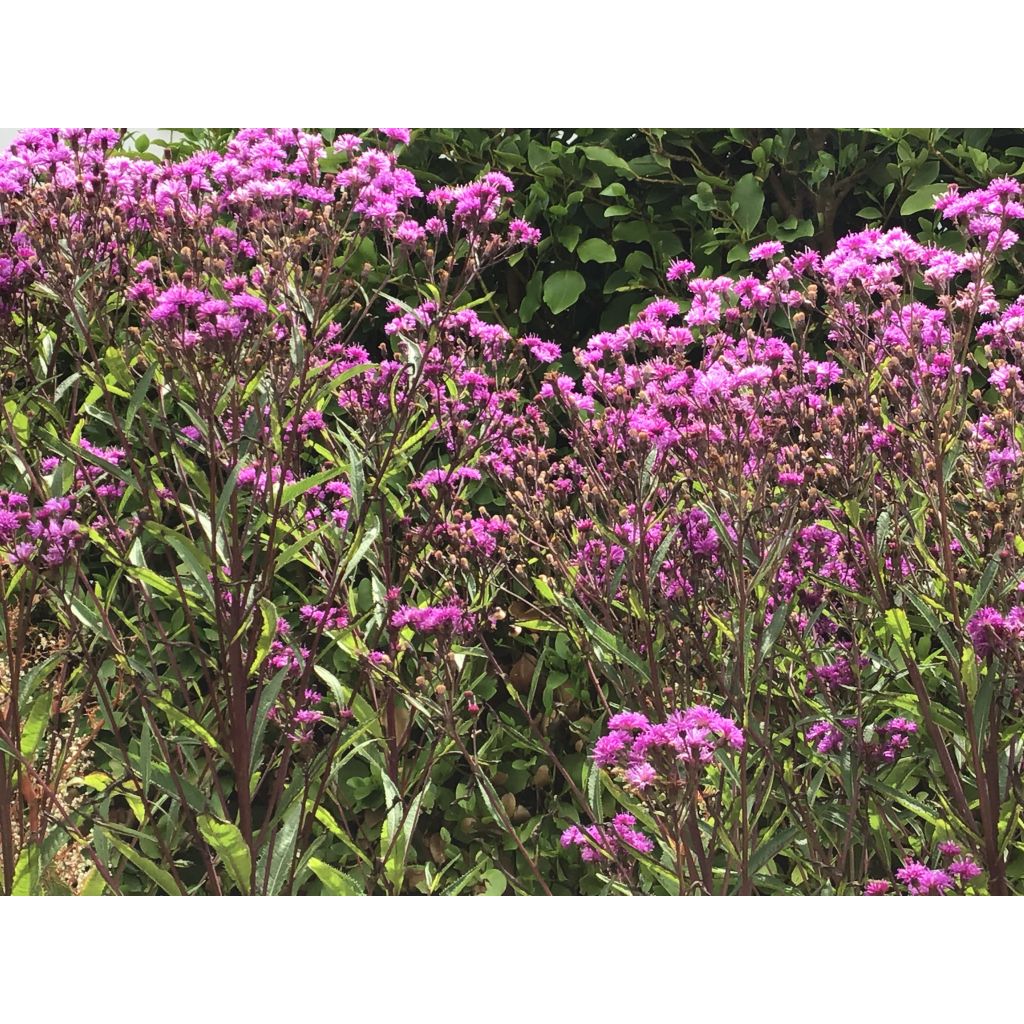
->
399;128;1024;338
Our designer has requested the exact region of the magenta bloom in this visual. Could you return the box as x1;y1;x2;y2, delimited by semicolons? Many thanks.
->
521;335;561;363
967;606;1010;657
391;602;474;636
749;241;784;261
666;258;695;281
376;128;411;145
625;762;657;790
948;858;982;881
591;705;743;790
607;712;649;732
508;218;542;246
968;605;1024;659
561;813;654;863
593;730;630;766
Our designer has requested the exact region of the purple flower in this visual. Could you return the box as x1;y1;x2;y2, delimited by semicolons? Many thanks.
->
967;607;1010;658
948;858;982;881
625;762;657;790
666;259;695;282
749;241;784;261
391;602;474;636
376;128;411;145
607;712;649;732
521;335;561;363
508;219;542;246
593;730;630;766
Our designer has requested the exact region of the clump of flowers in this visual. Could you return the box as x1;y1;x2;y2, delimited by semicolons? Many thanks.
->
267;687;326;745
391;602;475;637
805;716;917;767
560;813;654;863
7;128;1024;895
593;707;744;793
0;493;83;568
967;606;1024;659
565;707;743;889
865;844;983;895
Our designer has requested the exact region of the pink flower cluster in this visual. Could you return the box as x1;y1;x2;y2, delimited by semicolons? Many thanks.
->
391;602;475;637
299;602;349;632
267;686;325;744
76;437;128;501
805;716;917;767
934;176;1024;252
560;813;654;863
1;129;540;339
0;492;82;568
866;843;983;895
592;707;744;792
967;606;1024;659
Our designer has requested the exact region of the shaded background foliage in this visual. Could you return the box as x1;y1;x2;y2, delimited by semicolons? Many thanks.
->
396;128;1024;340
152;128;1024;340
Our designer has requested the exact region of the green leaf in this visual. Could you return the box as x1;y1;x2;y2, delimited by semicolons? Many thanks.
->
966;553;1002;621
481;868;507;896
566;598;650;681
749;825;801;875
12;845;40;895
259;799;302;895
520;270;543;323
580;145;635;176
962;646;979;702
251;597;279;678
126;363;158;431
577;238;617;264
731;174;764;236
555;224;582;252
527;140;555;175
144;523;213;601
314;806;372;866
441;862;485;896
343;519;381;581
871;782;943;827
308;858;363;895
250;670;286;776
77;869;106;896
543;270;586;315
900;183;947;215
280;467;345;507
759;600;793;661
880;608;914;658
103;831;182;895
150;697;227;758
19;691;51;760
198;815;252;895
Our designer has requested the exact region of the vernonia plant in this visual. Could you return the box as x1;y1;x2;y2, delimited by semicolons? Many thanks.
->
489;178;1024;894
1;128;542;894
3;128;1024;895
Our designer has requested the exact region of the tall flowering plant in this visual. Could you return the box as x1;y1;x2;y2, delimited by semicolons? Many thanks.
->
3;129;1024;895
562;707;743;893
0;128;541;894
492;179;1024;893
